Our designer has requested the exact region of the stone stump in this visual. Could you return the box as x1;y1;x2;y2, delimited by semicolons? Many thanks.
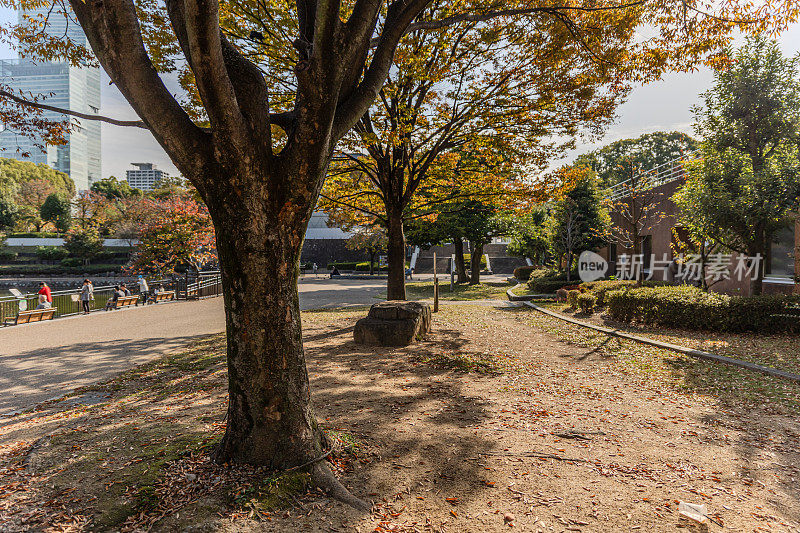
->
353;301;432;346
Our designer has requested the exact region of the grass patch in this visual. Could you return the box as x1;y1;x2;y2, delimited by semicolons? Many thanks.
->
415;350;505;374
404;280;511;301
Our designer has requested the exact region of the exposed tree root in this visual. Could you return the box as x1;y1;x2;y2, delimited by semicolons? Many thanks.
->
311;461;371;511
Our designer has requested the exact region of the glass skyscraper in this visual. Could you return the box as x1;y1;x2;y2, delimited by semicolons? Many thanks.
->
0;8;101;191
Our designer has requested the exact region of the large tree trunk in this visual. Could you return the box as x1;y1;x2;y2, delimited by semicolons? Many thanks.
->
387;209;406;300
208;182;368;509
453;237;468;283
469;243;484;285
212;205;322;467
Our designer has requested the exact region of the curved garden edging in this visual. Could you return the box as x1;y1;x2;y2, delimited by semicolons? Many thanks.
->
508;283;800;383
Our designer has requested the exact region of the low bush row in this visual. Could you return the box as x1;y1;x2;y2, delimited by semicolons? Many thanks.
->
605;285;800;333
525;269;579;294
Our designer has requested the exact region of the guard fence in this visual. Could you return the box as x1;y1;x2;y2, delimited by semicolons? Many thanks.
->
0;270;223;324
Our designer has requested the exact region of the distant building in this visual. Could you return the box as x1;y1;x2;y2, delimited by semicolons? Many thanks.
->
0;8;101;191
125;163;168;191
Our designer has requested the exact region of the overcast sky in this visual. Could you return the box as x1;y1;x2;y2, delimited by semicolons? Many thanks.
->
1;9;799;179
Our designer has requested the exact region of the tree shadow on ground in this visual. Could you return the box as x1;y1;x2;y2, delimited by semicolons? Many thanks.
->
0;334;211;415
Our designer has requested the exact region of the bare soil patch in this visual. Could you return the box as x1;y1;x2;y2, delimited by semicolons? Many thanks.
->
1;304;798;532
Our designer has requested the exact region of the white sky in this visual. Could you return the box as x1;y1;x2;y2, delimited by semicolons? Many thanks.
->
0;9;799;179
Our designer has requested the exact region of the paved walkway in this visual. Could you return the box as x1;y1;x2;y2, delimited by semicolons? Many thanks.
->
0;277;388;415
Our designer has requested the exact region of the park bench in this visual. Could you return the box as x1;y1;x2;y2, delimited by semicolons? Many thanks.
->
3;307;57;326
117;296;139;308
153;291;175;303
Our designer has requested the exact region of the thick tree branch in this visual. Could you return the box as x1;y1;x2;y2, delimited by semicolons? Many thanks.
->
0;90;147;128
182;0;249;143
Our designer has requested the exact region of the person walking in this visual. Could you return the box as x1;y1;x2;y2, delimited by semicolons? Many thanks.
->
79;279;94;314
36;282;52;309
137;275;150;305
312;262;318;278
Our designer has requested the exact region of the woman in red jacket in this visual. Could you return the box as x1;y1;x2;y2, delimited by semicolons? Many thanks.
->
37;281;53;309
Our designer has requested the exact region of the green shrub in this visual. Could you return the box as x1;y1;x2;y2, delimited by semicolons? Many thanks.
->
567;289;580;308
7;232;61;238
555;288;568;302
0;250;17;263
513;265;542;281
60;257;83;267
526;269;577;294
606;284;799;333
354;262;387;271
327;262;359;270
577;293;596;314
35;245;69;261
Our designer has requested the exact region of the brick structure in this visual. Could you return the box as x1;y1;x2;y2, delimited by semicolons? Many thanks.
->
602;178;799;296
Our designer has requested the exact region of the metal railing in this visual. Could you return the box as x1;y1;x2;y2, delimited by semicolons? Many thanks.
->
0;271;223;325
606;150;701;201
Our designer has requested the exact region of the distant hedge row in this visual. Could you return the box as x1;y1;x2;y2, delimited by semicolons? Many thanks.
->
326;261;387;271
605;285;800;333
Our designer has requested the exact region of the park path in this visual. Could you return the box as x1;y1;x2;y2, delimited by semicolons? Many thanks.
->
0;277;387;415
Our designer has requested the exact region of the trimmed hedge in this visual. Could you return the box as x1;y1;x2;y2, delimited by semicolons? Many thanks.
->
577;293;596;314
513;266;543;281
606;285;800;333
35;246;69;261
525;269;578;294
327;262;359;270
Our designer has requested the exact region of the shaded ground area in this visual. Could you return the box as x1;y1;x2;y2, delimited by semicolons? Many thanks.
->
1;305;799;532
0;278;388;415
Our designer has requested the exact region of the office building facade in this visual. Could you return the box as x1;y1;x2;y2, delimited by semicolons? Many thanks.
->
0;8;101;191
126;163;168;191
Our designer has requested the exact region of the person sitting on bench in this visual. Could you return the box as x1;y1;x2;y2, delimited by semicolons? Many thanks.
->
105;285;125;310
36;281;53;309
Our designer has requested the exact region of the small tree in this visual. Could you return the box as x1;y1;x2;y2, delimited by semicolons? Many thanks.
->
64;227;104;266
40;193;72;233
505;207;550;265
549;177;609;281
346;226;387;275
129;196;216;276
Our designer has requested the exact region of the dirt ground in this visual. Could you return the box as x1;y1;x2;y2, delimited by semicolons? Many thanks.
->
1;303;799;532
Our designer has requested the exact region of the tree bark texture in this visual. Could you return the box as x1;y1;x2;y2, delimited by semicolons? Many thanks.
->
469;243;484;285
387;209;407;300
453;238;468;283
210;191;323;466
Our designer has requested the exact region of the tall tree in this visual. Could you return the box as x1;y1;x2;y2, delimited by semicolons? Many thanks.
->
676;35;800;294
0;0;792;504
504;207;550;265
91;176;142;199
549;174;609;281
321;3;634;299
